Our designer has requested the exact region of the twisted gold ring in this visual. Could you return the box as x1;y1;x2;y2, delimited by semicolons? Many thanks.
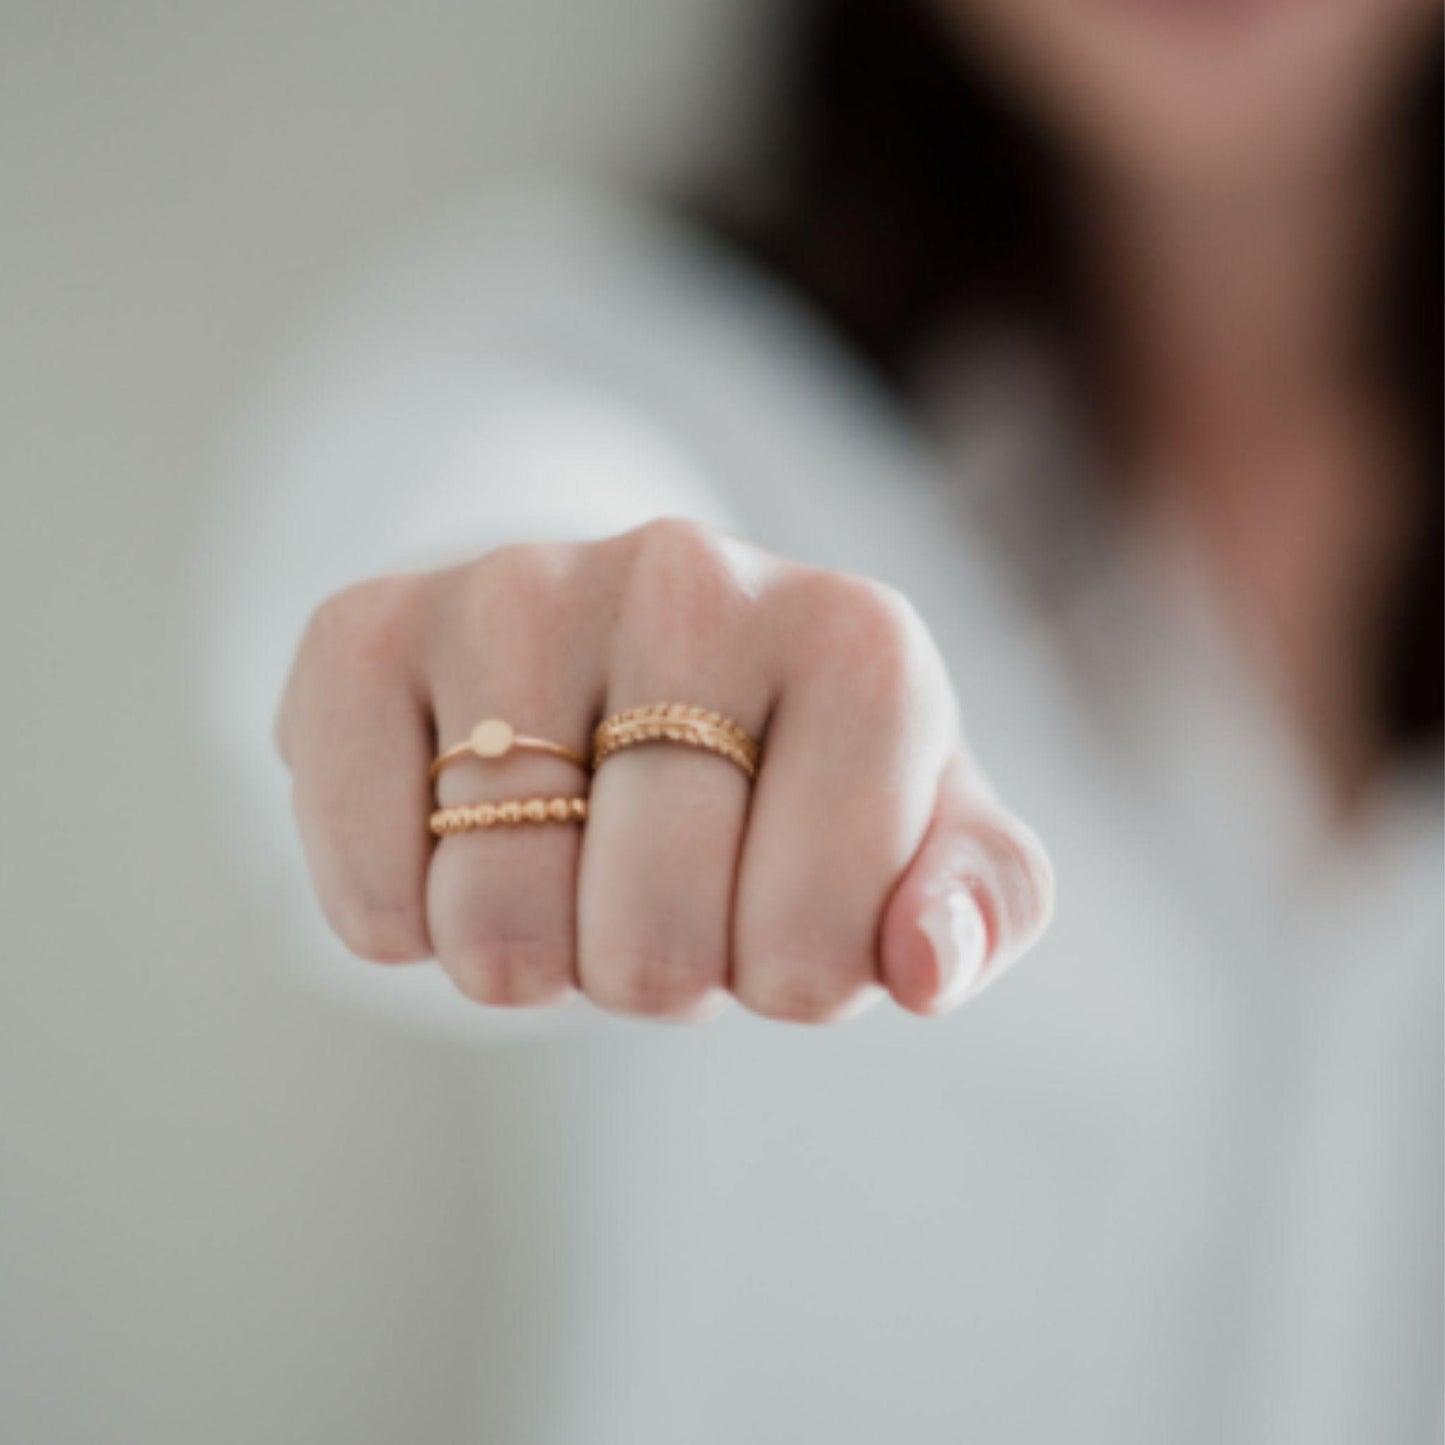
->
591;703;761;781
430;796;589;837
430;718;589;783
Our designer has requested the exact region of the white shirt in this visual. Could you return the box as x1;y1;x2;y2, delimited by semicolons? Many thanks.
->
201;190;1443;1444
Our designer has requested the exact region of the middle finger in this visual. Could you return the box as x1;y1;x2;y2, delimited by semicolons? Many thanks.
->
576;522;775;1020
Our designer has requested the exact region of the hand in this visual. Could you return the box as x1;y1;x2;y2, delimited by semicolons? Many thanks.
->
276;518;1053;1023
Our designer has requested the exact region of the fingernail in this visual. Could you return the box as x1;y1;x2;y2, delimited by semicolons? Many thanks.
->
919;885;989;1009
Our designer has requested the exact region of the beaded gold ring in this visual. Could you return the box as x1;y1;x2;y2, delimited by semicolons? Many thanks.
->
430;796;589;838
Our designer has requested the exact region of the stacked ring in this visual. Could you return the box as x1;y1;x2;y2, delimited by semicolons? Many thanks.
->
591;703;761;780
427;705;761;840
430;716;590;837
430;796;589;837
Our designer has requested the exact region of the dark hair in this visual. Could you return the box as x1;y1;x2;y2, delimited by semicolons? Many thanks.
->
706;0;1442;758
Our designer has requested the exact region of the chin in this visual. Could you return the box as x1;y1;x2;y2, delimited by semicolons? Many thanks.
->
939;0;1434;195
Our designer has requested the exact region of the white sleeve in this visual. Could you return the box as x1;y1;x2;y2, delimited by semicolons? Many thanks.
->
194;192;744;1040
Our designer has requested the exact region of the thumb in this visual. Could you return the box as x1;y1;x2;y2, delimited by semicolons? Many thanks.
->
881;748;1055;1017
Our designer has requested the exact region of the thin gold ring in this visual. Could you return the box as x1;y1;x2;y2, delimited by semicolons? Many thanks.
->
591;703;761;781
430;717;589;783
430;796;589;837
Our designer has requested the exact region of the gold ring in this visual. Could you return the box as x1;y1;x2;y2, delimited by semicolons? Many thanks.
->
430;796;589;836
430;718;589;783
591;703;761;780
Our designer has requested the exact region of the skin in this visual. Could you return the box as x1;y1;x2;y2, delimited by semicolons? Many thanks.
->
277;520;1054;1022
934;0;1437;803
279;0;1433;1017
937;0;1435;195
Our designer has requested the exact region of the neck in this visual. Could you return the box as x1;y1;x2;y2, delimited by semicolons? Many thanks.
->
1080;160;1413;808
1084;162;1397;453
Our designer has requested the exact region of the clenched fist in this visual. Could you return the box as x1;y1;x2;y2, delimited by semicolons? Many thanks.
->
277;518;1053;1023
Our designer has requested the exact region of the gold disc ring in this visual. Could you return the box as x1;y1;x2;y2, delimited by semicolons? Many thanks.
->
430;718;589;783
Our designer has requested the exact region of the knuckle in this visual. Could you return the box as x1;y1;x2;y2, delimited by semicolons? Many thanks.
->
630;514;723;568
280;574;424;765
304;574;423;678
734;945;874;1025
471;539;562;594
326;895;429;966
584;947;726;1021
619;517;753;640
439;937;572;1008
788;571;936;695
461;542;572;630
796;568;913;629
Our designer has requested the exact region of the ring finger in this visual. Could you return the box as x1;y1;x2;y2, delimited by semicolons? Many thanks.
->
424;553;603;1007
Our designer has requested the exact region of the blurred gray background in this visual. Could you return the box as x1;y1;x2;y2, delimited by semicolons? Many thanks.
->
0;3;771;1439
